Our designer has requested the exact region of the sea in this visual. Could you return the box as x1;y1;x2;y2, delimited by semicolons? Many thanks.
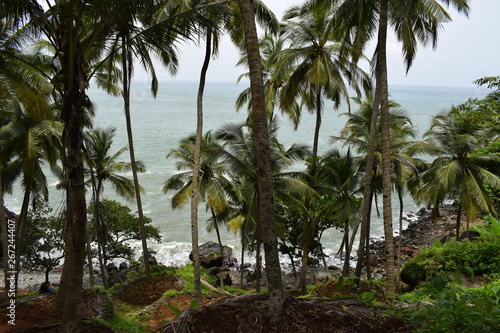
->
3;81;491;270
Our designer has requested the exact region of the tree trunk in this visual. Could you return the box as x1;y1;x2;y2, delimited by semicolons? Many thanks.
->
212;209;226;288
240;242;245;289
190;31;212;303
59;23;88;329
237;0;284;322
377;0;396;295
255;240;262;293
121;36;150;279
299;208;311;292
87;156;108;288
355;85;380;279
342;219;350;276
456;203;462;241
396;189;404;287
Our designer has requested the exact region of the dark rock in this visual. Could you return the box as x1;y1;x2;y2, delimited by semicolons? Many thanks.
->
327;265;340;271
459;230;481;241
439;230;455;244
119;262;128;270
106;262;117;272
189;241;233;269
369;254;378;267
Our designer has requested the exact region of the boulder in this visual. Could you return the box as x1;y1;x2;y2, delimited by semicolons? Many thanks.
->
459;230;481;241
189;241;232;269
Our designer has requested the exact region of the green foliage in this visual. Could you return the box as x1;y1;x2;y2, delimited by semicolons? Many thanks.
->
405;275;500;332
471;214;500;237
89;314;148;333
89;199;161;262
125;263;174;282
401;234;500;287
167;302;182;317
22;202;65;276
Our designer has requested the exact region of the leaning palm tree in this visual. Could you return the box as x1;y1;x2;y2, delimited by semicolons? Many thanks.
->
418;110;500;239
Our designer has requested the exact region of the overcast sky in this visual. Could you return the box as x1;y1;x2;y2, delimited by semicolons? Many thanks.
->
149;0;499;88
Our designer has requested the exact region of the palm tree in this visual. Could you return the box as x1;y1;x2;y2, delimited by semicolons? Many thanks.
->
237;0;285;320
182;0;277;299
164;131;234;288
215;121;312;292
333;93;425;279
316;0;470;293
318;149;362;276
418;110;500;239
0;98;61;293
85;127;145;287
270;2;371;291
0;16;54;292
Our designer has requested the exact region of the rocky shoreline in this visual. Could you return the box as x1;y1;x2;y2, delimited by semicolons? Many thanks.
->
3;204;461;293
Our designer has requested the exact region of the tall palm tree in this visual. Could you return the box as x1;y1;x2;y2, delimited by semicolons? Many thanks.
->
273;1;371;292
237;0;286;319
183;0;277;299
316;0;470;293
333;93;427;280
418;110;500;239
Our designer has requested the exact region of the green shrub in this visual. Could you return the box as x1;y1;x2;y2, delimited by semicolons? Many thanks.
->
406;275;500;332
400;234;500;287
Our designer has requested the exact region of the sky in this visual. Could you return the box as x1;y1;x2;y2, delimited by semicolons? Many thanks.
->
148;0;500;88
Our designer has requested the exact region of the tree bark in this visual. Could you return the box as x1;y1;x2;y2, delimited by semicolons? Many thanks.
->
190;30;212;303
378;0;396;295
57;9;89;329
237;0;284;322
355;86;380;279
121;35;150;279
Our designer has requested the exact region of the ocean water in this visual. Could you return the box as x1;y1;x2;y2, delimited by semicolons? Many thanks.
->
4;81;490;268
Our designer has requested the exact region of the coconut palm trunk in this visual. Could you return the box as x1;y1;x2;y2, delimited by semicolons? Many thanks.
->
58;30;89;329
121;36;151;279
237;0;284;321
377;0;396;295
355;86;380;279
190;30;213;302
300;88;322;292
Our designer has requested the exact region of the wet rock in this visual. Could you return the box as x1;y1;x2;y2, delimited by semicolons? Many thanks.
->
189;241;233;269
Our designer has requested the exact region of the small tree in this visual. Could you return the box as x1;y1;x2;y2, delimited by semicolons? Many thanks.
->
22;203;65;282
88;199;161;267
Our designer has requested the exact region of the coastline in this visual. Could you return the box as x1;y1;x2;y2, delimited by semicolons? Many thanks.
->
2;203;459;294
